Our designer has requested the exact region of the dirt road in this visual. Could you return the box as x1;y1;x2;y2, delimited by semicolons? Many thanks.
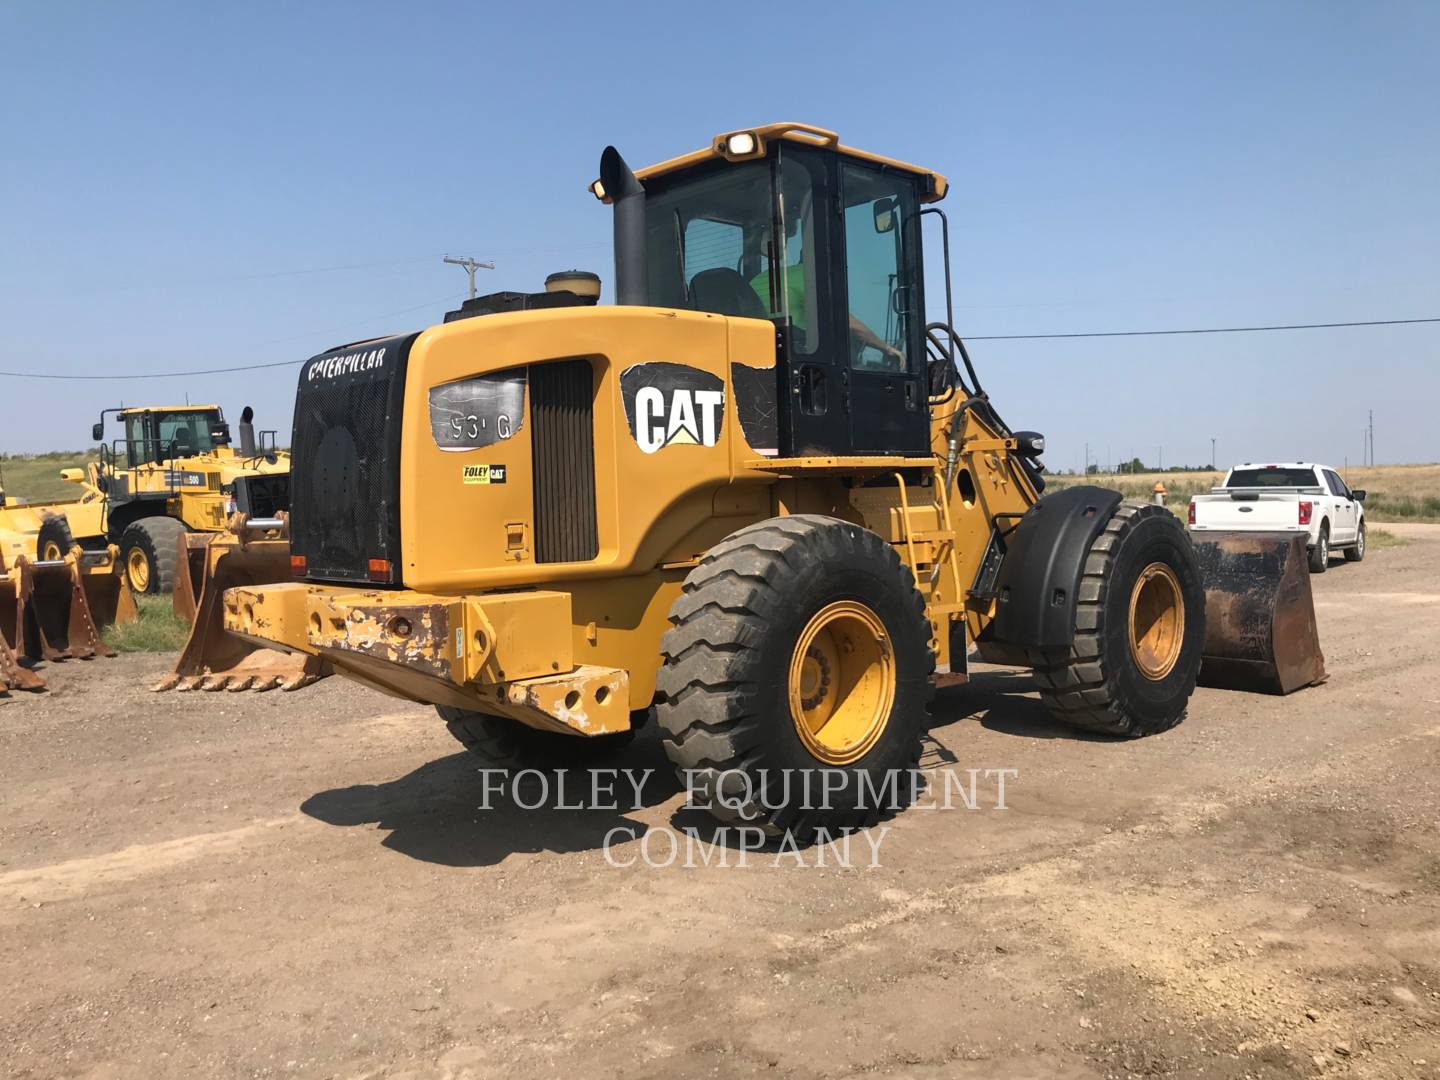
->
3;531;1438;1079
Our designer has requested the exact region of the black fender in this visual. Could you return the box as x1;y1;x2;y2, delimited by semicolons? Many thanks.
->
987;485;1123;649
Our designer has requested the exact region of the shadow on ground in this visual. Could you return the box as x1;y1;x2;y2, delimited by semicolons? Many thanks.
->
301;727;680;867
303;668;1118;865
931;667;1118;742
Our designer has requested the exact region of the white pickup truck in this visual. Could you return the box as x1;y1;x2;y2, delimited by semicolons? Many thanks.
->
1187;462;1367;573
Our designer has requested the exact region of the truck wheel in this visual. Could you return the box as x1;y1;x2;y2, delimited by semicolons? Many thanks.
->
1345;521;1365;562
437;706;637;769
119;517;185;594
1308;524;1330;574
36;515;76;561
655;516;934;842
1031;502;1205;738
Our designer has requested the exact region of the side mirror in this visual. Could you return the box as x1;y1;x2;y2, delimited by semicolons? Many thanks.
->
1352;489;1366;502
873;197;897;234
210;422;231;445
92;422;104;442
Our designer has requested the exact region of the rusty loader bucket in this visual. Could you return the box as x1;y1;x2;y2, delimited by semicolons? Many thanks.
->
155;515;330;692
76;546;139;630
1;566;45;693
173;531;213;626
1192;532;1327;695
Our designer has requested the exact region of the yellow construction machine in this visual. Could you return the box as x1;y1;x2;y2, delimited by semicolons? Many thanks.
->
218;123;1323;837
14;404;290;596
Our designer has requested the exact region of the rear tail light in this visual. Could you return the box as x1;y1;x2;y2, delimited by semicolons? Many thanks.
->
368;558;394;583
1187;501;1196;526
1298;501;1313;525
289;554;307;577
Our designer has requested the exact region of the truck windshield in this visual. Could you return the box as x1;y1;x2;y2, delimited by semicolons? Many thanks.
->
1226;467;1318;487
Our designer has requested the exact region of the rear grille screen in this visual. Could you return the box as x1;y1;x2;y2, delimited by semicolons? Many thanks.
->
290;334;415;583
530;359;598;563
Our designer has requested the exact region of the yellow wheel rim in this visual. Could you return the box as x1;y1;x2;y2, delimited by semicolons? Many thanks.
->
127;547;151;593
1128;562;1184;680
41;540;63;561
788;600;895;766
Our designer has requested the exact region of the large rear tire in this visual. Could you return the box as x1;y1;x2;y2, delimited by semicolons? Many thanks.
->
1031;502;1204;737
119;517;185;594
655;515;934;842
437;706;637;770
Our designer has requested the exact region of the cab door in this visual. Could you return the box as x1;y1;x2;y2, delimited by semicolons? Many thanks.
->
838;161;928;455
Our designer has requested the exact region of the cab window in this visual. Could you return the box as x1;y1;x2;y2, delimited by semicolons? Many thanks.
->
842;163;920;373
644;161;773;319
156;411;218;456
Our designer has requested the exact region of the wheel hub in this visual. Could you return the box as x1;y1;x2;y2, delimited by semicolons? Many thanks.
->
1128;562;1184;680
788;601;895;766
127;548;150;593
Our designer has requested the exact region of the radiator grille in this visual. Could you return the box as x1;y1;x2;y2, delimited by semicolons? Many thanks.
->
530;359;598;563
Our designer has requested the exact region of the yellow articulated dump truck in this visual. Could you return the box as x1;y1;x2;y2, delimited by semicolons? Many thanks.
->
222;122;1320;838
18;405;290;595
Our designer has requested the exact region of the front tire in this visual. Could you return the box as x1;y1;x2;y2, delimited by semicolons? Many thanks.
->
36;515;76;562
1031;502;1205;737
119;517;185;594
1308;524;1330;574
1345;521;1366;562
655;515;934;842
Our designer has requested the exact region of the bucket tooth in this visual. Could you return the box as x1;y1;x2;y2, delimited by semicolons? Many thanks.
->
1193;531;1327;695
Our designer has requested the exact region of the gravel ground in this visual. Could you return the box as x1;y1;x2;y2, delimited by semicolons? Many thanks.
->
2;528;1437;1079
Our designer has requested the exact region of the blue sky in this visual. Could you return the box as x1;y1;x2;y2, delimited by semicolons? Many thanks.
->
2;2;1437;469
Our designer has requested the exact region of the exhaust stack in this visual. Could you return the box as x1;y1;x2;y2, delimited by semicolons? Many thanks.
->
598;147;647;306
238;406;257;457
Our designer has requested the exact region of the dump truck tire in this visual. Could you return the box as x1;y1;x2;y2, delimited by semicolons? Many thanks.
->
1031;502;1204;737
1346;521;1366;562
119;517;185;594
36;515;76;562
1308;524;1330;574
655;515;933;842
437;706;637;769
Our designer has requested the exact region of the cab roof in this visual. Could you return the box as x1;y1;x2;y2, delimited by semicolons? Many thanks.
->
620;122;949;203
119;405;220;415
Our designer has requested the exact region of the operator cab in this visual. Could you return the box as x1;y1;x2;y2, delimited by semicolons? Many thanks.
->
93;407;231;466
594;123;949;458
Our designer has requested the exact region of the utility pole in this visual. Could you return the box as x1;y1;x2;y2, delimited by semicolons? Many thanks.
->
1368;409;1374;467
443;254;495;299
1084;442;1089;474
1210;437;1216;470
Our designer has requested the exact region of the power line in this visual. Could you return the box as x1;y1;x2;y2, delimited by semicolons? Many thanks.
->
967;316;1440;340
0;292;465;381
4;311;1437;383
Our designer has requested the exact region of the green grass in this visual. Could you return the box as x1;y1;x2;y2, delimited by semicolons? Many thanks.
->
1365;527;1408;549
1362;492;1440;522
1046;469;1440;524
0;451;97;503
104;595;191;653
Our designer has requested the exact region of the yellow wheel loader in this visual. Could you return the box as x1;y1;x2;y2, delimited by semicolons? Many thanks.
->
220;123;1322;837
13;405;291;596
